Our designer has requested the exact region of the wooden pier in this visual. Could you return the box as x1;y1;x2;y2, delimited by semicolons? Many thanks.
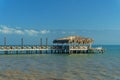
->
0;36;104;54
0;45;104;54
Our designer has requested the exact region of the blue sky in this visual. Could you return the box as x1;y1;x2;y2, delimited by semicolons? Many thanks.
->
0;0;120;45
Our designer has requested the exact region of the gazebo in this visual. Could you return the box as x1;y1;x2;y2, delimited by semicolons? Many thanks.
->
53;36;94;53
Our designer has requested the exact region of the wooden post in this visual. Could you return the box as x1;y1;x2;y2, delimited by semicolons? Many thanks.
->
46;38;48;47
40;38;42;46
21;38;23;54
51;49;53;54
40;50;42;54
4;37;7;54
4;37;6;46
46;38;48;54
68;41;71;54
21;38;24;49
40;38;42;54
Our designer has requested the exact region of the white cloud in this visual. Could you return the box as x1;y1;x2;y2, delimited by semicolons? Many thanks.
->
0;25;51;36
0;25;13;34
0;25;24;35
25;29;39;36
15;30;24;35
60;31;76;35
40;30;50;34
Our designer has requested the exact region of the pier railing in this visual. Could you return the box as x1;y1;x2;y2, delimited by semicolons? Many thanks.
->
0;45;50;51
0;45;104;54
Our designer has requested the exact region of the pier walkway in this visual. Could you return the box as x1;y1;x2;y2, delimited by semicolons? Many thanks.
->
0;45;104;54
0;46;50;54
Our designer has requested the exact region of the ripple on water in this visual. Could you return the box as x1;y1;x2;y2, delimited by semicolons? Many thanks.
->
0;70;68;80
0;48;119;80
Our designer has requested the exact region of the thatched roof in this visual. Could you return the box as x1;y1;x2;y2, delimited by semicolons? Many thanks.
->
53;36;94;44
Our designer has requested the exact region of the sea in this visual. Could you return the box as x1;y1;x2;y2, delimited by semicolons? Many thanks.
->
0;45;120;80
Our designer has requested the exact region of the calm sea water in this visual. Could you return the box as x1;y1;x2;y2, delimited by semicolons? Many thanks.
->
0;45;120;80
